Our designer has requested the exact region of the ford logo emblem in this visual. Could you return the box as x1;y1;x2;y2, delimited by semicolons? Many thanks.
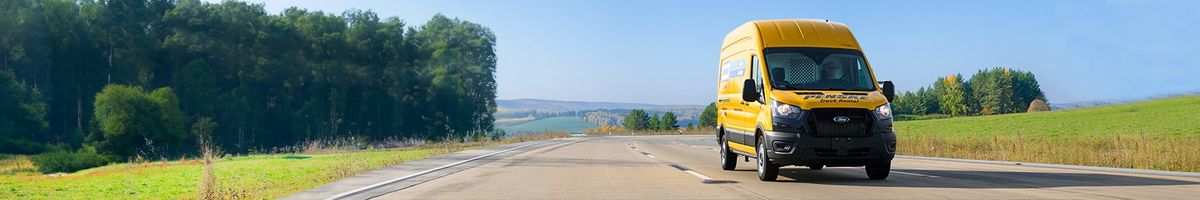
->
833;116;850;123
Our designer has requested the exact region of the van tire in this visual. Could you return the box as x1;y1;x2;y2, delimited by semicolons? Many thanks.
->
720;133;737;170
756;135;779;181
866;162;890;180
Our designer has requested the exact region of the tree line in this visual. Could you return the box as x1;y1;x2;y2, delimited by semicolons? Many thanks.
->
891;67;1047;116
621;109;678;131
0;0;498;158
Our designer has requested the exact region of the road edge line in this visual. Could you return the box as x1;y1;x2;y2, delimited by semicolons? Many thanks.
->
326;140;554;200
897;155;1200;178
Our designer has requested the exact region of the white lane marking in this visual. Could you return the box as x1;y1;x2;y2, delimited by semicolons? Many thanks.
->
893;171;942;178
326;140;561;200
628;142;728;184
683;170;715;180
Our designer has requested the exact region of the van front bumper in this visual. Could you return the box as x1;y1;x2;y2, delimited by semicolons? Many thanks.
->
761;130;896;167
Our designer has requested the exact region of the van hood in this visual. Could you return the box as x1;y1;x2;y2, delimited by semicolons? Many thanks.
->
770;90;888;110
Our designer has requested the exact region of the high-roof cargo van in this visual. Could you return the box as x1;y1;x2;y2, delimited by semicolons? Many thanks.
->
716;19;897;181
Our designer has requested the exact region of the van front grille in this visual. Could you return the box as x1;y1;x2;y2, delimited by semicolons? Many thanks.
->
806;109;872;137
815;148;871;157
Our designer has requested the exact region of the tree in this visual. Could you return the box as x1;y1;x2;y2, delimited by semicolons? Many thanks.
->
90;84;187;158
969;67;1014;114
659;112;678;130
647;113;661;131
622;109;650;131
0;70;49;154
937;74;970;116
173;59;217;116
699;102;717;127
1011;70;1046;112
891;91;918;115
3;0;501;154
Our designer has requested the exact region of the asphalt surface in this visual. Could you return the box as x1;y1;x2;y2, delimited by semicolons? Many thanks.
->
300;135;1200;200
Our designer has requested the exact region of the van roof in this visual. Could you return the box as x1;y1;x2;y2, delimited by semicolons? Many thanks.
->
723;19;862;51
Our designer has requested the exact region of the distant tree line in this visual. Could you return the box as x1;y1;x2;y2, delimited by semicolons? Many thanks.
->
892;67;1047;116
498;108;699;127
0;0;497;158
622;109;677;131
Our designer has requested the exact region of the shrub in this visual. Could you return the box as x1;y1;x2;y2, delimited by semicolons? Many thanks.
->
30;148;112;174
0;138;49;154
90;85;188;159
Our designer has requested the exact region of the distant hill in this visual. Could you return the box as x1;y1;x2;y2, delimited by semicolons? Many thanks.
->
494;99;707;134
1050;91;1200;110
498;117;597;134
497;98;702;113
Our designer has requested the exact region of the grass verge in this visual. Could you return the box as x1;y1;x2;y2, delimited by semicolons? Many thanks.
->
0;132;567;199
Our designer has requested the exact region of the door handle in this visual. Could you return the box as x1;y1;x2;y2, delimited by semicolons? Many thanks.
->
718;97;731;103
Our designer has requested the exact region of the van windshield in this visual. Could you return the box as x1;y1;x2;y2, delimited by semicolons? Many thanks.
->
763;48;876;91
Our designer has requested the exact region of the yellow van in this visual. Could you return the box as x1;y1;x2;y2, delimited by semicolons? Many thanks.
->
716;19;896;181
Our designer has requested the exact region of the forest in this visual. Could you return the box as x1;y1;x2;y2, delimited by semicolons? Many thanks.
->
891;67;1047;117
0;0;498;159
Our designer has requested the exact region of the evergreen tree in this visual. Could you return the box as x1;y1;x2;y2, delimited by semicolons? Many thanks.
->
659;112;677;130
622;109;650;130
648;113;661;131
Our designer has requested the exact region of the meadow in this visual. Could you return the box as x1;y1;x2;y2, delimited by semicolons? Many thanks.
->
896;96;1200;172
0;133;566;199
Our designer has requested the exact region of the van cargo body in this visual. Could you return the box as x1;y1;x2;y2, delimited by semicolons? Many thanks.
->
716;19;897;181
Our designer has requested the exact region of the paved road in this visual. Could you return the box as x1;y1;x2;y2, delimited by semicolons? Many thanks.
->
322;135;1199;199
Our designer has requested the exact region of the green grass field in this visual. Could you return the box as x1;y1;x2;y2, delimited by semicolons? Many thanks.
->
498;117;597;134
0;133;566;199
896;95;1200;172
0;149;437;199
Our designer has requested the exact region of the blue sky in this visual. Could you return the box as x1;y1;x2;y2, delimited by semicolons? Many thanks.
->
217;0;1200;105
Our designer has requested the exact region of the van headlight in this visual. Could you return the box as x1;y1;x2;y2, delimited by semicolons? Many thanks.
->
875;103;893;120
772;100;802;120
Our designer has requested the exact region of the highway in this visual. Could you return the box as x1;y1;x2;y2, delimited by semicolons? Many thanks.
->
297;135;1200;200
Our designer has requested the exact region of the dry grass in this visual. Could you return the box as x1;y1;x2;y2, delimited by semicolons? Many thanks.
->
0;155;38;176
902;134;1200;172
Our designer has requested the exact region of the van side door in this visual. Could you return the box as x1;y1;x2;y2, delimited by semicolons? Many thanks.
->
742;55;766;146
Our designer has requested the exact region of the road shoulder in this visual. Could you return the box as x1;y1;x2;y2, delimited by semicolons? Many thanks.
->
281;138;571;200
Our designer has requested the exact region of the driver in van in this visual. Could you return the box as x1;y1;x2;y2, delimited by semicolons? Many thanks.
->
817;60;850;88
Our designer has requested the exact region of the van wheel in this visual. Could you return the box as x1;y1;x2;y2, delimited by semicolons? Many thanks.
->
866;162;890;180
756;135;779;181
720;134;736;170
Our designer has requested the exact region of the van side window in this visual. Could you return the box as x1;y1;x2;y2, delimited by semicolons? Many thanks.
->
720;59;746;83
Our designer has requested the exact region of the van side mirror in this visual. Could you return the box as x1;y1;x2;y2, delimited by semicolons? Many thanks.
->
742;79;759;102
880;80;895;102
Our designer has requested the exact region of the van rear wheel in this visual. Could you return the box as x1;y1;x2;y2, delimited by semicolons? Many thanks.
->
720;134;736;170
